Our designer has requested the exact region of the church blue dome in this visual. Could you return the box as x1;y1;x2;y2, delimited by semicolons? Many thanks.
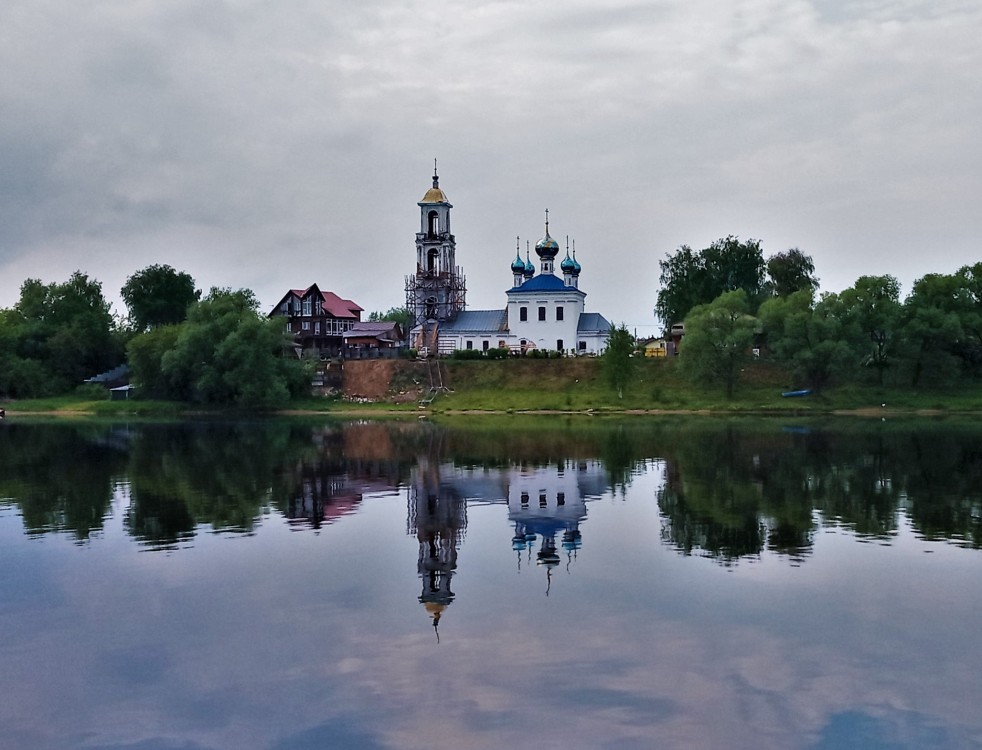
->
523;253;535;278
511;251;526;274
560;251;576;273
572;250;582;276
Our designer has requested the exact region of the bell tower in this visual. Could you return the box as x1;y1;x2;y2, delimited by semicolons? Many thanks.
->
406;161;466;337
416;161;455;277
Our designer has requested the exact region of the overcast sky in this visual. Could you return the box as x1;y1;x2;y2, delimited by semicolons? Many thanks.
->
2;0;980;334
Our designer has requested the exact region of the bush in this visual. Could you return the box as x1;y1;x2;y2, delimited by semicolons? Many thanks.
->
74;382;109;400
451;348;484;360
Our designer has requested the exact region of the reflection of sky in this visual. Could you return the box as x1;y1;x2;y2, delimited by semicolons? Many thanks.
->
2;463;982;749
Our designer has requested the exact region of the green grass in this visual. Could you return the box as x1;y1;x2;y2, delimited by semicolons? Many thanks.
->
3;395;186;417
6;358;982;417
426;358;982;415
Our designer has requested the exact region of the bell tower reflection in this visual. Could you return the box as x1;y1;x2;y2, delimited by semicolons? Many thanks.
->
408;457;467;640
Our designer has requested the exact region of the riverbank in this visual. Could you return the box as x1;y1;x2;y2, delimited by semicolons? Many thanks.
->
5;358;982;418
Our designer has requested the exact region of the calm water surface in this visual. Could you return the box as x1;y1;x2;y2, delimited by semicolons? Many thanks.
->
1;418;981;750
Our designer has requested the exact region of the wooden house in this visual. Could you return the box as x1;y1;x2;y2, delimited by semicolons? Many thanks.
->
269;284;363;359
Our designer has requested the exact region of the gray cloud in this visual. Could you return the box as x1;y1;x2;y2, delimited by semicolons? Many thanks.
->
1;0;980;333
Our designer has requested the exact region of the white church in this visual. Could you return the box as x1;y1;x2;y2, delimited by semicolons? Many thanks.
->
406;167;612;356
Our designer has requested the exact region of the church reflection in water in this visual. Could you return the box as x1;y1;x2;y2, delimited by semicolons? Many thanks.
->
408;458;607;634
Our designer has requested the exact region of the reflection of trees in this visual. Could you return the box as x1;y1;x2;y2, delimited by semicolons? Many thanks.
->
806;430;902;539
0;423;127;541
658;427;771;564
125;422;316;547
903;429;982;548
657;422;982;564
4;417;981;559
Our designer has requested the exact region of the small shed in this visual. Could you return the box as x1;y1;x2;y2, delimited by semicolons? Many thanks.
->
109;384;136;401
639;337;668;358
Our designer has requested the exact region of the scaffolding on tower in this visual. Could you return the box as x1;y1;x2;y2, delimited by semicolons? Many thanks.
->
405;266;467;350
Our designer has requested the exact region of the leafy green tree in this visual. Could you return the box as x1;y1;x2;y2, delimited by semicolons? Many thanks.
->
368;306;412;331
141;287;308;407
121;264;200;332
0;309;49;398
758;290;851;392
127;325;182;398
950;263;982;376
838;275;902;386
766;248;819;297
655;244;708;329
899;273;965;386
656;236;766;327
2;272;121;393
681;290;757;397
602;324;636;399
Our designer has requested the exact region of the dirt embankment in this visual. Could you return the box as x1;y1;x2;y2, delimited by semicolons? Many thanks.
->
342;360;432;402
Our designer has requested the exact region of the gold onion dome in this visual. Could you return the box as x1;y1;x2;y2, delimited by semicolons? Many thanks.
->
421;185;448;203
420;161;449;203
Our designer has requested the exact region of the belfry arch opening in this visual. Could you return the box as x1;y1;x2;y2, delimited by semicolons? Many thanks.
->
427;248;439;274
427;211;439;238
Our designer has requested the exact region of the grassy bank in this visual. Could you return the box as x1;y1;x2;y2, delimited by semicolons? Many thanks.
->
427;358;982;415
5;357;982;418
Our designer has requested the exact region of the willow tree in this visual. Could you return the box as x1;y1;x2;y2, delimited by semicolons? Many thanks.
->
681;290;757;397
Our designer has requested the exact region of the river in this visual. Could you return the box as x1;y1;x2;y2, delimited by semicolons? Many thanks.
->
1;417;980;749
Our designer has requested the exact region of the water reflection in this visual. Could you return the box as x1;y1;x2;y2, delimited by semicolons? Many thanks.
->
1;418;980;560
3;417;982;750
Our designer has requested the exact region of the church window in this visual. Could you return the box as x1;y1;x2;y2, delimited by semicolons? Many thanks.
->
482;340;489;351
557;339;563;351
427;210;439;237
520;307;528;322
556;306;564;321
427;249;438;274
557;492;565;506
538;306;546;321
466;340;473;350
539;493;547;507
578;341;587;351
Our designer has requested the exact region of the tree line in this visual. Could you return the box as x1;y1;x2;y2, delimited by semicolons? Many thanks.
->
0;264;309;407
655;237;982;394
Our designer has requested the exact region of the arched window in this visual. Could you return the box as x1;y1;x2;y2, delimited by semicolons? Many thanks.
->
427;248;438;274
427;211;439;238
